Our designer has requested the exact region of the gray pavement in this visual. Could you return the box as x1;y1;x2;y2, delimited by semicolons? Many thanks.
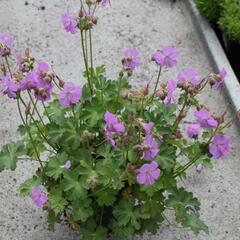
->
0;0;240;239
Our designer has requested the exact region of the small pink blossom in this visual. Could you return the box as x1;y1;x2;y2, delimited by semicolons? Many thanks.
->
20;71;38;91
196;164;203;173
58;82;82;107
165;80;176;107
0;73;18;99
61;11;78;34
123;48;141;70
101;0;111;6
153;46;180;69
209;134;230;160
141;135;159;160
194;109;218;129
186;123;200;138
64;160;71;169
178;69;202;86
213;68;227;92
34;61;54;102
137;161;160;185
31;187;48;208
142;122;154;135
0;33;13;56
104;111;125;147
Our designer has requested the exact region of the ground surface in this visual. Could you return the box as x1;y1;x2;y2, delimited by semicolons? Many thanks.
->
0;0;240;240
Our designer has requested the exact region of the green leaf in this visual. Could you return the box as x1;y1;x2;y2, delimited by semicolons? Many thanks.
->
81;227;108;240
61;170;87;201
182;213;209;234
166;187;208;234
166;187;200;210
95;188;117;206
112;221;135;240
0;141;25;171
113;200;148;230
71;198;93;222
19;176;42;196
96;162;124;190
46;99;66;125
46;153;68;180
47;210;60;231
196;155;213;169
48;121;80;149
48;188;68;215
155;144;177;171
140;214;164;234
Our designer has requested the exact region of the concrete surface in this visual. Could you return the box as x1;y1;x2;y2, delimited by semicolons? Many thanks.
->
0;0;240;239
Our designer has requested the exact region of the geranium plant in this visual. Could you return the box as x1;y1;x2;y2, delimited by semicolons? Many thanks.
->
0;1;234;239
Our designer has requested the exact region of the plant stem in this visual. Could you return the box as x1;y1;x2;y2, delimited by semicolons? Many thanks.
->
19;96;58;152
72;106;79;131
173;94;188;130
42;101;51;122
4;56;12;77
81;30;93;95
17;97;43;168
150;66;162;102
89;29;94;78
27;90;45;126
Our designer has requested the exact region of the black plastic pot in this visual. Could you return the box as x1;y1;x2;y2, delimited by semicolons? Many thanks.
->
222;34;240;80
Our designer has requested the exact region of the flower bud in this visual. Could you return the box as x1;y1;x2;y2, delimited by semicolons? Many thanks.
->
79;7;85;18
119;70;124;78
127;69;133;77
25;101;31;115
59;79;65;88
156;89;166;101
127;163;137;173
208;73;218;86
91;16;98;25
216;111;227;124
196;164;203;173
82;130;95;139
86;171;99;188
141;85;149;96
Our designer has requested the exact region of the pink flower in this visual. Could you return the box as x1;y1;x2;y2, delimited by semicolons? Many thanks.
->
209;134;230;160
186;123;200;138
142;122;154;135
61;11;78;34
31;187;48;208
178;69;202;86
136;161;160;185
153;46;180;69
101;0;111;6
123;48;141;70
104;111;125;147
194;109;218;129
165;80;176;107
34;61;54;102
20;71;38;91
58;82;82;107
0;33;13;56
0;73;18;99
213;68;227;92
141;135;159;160
104;112;125;133
196;164;203;173
64;160;71;169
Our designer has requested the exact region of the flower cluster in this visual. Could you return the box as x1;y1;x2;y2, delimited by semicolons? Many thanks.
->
0;1;234;239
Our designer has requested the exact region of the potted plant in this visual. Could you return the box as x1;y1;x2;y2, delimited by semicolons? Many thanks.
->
194;0;240;80
219;0;240;78
0;0;234;239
